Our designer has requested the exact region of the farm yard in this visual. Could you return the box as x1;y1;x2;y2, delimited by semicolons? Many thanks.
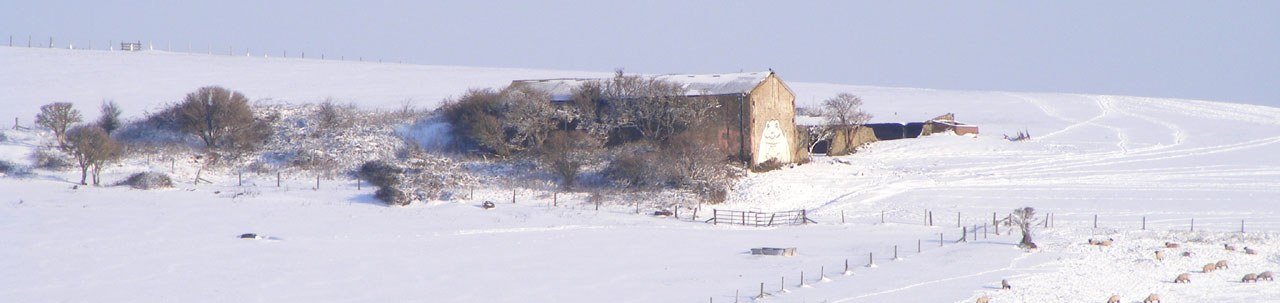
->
2;47;1279;302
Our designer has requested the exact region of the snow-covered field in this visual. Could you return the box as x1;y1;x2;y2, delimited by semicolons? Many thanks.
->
2;46;1280;303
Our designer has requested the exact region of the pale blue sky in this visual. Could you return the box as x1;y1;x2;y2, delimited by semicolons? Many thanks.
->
3;1;1277;106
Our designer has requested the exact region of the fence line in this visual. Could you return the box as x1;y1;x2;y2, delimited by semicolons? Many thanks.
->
5;34;409;64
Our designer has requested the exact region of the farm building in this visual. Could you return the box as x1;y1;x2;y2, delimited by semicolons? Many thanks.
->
511;71;806;166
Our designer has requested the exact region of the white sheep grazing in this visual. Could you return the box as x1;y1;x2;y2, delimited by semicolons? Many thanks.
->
1244;247;1257;255
1216;260;1229;270
1099;238;1113;246
1174;273;1190;283
1224;243;1236;251
1155;250;1165;261
976;295;990;303
1144;293;1160;303
1088;238;1100;245
1164;242;1180;248
1259;271;1273;281
1108;295;1121;303
1203;263;1217;273
1242;273;1259;283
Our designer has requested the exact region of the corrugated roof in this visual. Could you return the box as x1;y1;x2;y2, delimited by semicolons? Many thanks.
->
510;71;773;101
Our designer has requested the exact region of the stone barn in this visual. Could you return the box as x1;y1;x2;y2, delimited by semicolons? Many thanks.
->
511;71;806;166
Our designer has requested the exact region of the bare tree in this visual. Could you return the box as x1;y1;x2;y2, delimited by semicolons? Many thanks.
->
36;102;82;147
1009;207;1039;249
64;125;123;185
822;93;871;129
541;130;600;189
500;85;557;151
177;86;256;148
598;71;718;143
97;100;122;134
441;88;508;155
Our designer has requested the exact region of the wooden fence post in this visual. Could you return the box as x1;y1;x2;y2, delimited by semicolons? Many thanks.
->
512;189;516;204
712;209;717;225
940;233;944;247
929;211;933;226
553;192;557;207
758;283;764;299
957;211;961;227
1094;214;1098;228
844;259;849;273
984;223;988;238
918;239;921;252
881;210;885;224
1044;213;1050;228
894;245;898;260
1241;219;1245;233
194;169;201;185
1142;216;1146;230
868;252;873;266
276;172;280;187
238;172;242;186
841;210;845;224
315;175;320;190
1190;218;1194;232
693;207;699;221
962;226;967;242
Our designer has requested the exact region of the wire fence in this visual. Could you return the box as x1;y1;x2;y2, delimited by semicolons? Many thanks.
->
5;34;409;64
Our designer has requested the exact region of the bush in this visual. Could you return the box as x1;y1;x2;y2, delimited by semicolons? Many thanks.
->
375;186;410;206
0;160;18;175
358;160;403;188
605;152;657;188
750;158;784;173
541;130;600;189
118;172;173;189
32;149;74;170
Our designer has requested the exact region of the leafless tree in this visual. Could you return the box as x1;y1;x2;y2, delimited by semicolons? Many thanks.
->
598;71;718;143
1009;207;1039;249
500;85;557;151
36;102;82;147
96;100;122;134
822;93;872;129
64;125;122;185
442;88;508;155
177;86;256;148
541;130;601;189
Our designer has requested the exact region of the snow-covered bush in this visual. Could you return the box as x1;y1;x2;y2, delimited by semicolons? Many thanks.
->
359;160;403;188
118;172;173;189
0;160;18;175
374;186;409;206
751;159;784;173
31;149;74;170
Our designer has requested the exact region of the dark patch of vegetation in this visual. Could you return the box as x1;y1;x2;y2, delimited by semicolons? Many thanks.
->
117;172;174;190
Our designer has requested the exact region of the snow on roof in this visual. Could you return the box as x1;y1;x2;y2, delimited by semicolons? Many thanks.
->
510;71;774;101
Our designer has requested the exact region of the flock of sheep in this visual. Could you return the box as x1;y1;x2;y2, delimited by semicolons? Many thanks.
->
976;238;1273;303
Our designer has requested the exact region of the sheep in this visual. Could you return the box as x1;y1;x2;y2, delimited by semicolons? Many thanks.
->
1155;250;1165;261
1244;247;1257;255
1259;271;1273;281
1181;251;1192;257
1099;238;1113;246
1242;273;1259;283
1216;260;1229;270
1164;242;1180;249
1088;238;1100;245
1203;263;1217;273
976;295;990;303
1144;293;1160;303
1001;279;1011;289
1224;244;1236;251
1174;273;1190;283
1107;295;1121;303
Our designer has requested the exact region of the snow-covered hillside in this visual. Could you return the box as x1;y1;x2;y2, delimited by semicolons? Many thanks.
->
2;47;1280;303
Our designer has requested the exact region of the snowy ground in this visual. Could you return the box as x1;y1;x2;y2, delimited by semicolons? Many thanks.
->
2;46;1280;303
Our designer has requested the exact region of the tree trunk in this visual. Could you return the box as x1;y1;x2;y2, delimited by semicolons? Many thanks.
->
79;165;89;185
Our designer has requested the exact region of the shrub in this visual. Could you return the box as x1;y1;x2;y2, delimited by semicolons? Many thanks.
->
0;160;18;175
315;99;350;129
540;130;600;189
32;149;74;170
750;158;784;173
358;160;403;188
118;172;174;189
375;186;410;206
605;152;656;188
